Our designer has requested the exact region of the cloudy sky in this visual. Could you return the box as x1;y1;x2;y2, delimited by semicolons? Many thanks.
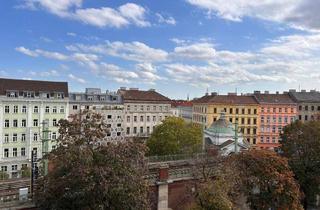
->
1;0;320;99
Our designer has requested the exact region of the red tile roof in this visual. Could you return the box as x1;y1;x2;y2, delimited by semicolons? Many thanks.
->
193;95;258;105
0;78;68;96
119;89;171;103
254;93;296;104
171;100;193;107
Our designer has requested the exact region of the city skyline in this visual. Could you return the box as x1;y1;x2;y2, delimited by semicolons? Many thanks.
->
1;0;320;99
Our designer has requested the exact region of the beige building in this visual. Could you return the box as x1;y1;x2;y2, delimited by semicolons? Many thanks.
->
118;88;171;137
69;88;125;142
0;78;69;178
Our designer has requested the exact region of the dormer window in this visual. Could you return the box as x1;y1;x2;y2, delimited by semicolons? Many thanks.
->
87;96;93;101
24;91;35;98
7;91;18;98
100;96;105;101
57;93;64;99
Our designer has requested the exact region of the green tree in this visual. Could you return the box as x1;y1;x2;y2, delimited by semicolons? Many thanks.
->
20;165;31;178
235;150;303;210
147;117;202;156
280;120;320;208
35;111;149;210
0;171;9;180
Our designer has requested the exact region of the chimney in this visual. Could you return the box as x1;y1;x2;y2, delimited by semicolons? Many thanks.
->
254;91;261;94
276;91;279;94
289;89;296;92
301;89;306;92
264;91;269;94
211;92;217;96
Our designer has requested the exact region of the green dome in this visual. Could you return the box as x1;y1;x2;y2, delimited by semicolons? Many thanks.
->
206;113;235;135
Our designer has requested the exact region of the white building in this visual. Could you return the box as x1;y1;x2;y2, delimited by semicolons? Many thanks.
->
0;78;69;178
204;112;250;155
69;88;125;142
118;88;172;138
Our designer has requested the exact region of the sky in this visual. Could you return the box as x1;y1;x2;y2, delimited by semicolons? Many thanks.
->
1;0;320;99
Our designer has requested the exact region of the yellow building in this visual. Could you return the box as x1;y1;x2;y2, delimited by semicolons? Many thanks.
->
193;93;260;145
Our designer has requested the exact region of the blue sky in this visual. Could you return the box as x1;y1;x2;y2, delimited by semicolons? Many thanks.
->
1;0;320;99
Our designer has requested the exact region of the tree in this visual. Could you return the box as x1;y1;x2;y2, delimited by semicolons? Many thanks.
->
0;171;9;180
35;111;149;210
280;120;320;208
147;117;202;156
235;150;303;210
20;165;31;178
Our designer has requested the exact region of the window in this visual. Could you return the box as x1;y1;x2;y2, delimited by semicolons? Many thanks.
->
21;148;26;156
14;105;18;113
299;106;302;111
52;106;57;113
267;116;270;123
247;118;251;124
21;134;26;142
305;115;308;121
60;106;64;113
140;105;144;111
266;137;270;143
229;108;233;114
1;166;7;172
134;116;137;122
140;126;143;133
45;106;50;113
242;109;245;114
305;106;308;111
127;116;130;122
126;127;130;135
273;116;276;123
117;123;121;127
273;108;276;113
13;119;18;127
229;118;233;123
311;106;315;111
12;165;17;171
261;116;264;123
22;105;27;113
34;106;39;113
260;136;264;143
12;134;17;142
247;128;250;134
284;117;288;123
159;116;162;121
4;134;9;143
285;108;288;113
33;133;38;141
153;106;156;111
253;118;257;125
278;117;282;123
4;149;9;157
261;108;264;113
53;119;57;126
253;128;257;134
127;105;130;111
117;132;121;136
52;145;56;150
272;127;276;133
133;127;137;134
72;105;78;110
5;105;9;113
272;137;276;143
299;115;302;120
147;106;150;111
33;119;38;127
52;132;57;140
153;116;156;122
253;138;256;144
147;126;150;134
140;116;144;122
13;148;17;157
107;115;112;119
147;116;150;122
214;108;217;113
248;109;251;114
241;118;245;124
21;119;26;127
4;120;9;128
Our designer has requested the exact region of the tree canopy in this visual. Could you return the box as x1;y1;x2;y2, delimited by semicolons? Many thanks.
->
35;111;149;210
280;120;320;208
146;117;202;156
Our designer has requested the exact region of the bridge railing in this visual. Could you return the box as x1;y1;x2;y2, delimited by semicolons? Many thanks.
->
146;153;206;163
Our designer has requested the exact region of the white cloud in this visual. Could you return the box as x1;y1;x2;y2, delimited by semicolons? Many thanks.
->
67;41;168;63
173;43;216;60
67;32;77;37
68;73;86;84
186;0;320;31
119;3;150;27
156;13;176;25
15;46;38;57
18;1;150;28
30;70;60;77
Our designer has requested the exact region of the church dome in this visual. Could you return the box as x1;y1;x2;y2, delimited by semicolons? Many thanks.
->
206;112;235;135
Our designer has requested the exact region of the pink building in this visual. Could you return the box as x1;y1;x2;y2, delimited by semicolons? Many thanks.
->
254;93;297;149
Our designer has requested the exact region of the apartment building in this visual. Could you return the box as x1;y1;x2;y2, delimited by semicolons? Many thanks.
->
0;78;68;178
254;92;297;149
288;90;320;122
193;93;260;145
118;88;171;137
69;88;125;141
171;100;193;122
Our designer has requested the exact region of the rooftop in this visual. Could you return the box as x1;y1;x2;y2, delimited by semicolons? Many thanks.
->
0;78;68;96
254;93;296;104
289;91;320;103
119;88;171;102
193;94;258;105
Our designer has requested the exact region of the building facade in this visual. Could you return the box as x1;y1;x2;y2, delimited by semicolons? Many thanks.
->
0;78;69;178
254;92;297;149
118;88;172;138
289;90;320;122
193;93;260;145
171;100;193;122
69;88;125;142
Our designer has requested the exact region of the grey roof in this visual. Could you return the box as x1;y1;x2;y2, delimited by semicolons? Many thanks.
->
206;113;235;135
289;92;320;103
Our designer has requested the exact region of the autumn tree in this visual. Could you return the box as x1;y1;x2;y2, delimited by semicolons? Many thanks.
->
280;120;320;208
147;117;202;156
35;111;149;210
235;150;303;210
